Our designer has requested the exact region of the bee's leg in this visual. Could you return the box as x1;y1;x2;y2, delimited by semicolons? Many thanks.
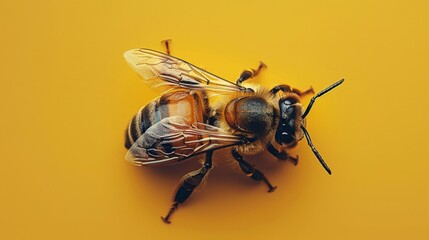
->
266;143;299;165
236;62;267;85
161;150;213;224
161;39;172;55
231;148;277;192
270;85;314;97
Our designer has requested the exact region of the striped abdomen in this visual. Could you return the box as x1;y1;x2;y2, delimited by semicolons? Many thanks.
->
125;90;209;149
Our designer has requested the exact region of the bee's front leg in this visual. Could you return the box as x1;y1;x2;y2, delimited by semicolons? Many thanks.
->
236;61;267;85
161;151;213;224
266;142;299;165
270;85;314;97
231;148;277;192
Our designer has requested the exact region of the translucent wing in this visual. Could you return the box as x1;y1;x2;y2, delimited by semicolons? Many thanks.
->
125;116;244;166
124;48;251;93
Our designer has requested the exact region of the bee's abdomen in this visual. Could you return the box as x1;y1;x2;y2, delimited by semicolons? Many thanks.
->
125;90;209;149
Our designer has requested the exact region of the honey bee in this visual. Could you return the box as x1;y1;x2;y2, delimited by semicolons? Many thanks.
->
124;41;344;223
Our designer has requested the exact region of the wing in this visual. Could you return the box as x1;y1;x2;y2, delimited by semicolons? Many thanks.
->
125;116;244;166
124;48;251;93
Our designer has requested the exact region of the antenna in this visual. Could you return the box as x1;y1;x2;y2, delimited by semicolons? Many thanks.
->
301;79;344;119
301;125;332;175
300;78;344;174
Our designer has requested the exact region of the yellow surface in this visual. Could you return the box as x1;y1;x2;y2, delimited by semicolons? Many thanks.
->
1;0;428;239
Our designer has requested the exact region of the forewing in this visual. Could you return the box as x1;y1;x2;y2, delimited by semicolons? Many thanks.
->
124;48;250;93
125;116;243;166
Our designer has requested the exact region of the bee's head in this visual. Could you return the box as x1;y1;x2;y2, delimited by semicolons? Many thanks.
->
275;94;305;148
276;79;344;175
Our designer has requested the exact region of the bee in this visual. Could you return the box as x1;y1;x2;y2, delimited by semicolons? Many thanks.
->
124;41;344;224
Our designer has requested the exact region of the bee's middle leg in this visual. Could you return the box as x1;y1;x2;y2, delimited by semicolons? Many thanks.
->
231;148;277;192
161;151;213;224
236;61;267;85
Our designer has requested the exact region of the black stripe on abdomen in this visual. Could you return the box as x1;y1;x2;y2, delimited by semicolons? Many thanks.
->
129;115;140;142
125;114;139;149
124;128;132;149
140;102;156;134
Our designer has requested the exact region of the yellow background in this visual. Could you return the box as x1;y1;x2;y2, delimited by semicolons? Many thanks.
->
1;0;428;239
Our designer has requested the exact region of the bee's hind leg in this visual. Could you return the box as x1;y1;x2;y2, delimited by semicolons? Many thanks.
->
236;61;267;85
161;39;172;55
231;148;277;192
161;151;213;224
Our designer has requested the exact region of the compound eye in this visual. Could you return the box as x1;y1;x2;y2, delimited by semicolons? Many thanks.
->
282;96;298;106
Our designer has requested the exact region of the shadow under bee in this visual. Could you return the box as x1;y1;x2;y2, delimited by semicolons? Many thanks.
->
130;148;299;200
